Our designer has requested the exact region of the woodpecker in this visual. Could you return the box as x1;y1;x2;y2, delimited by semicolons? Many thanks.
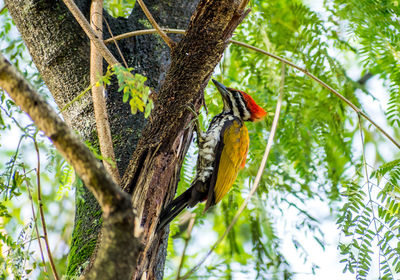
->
157;79;267;230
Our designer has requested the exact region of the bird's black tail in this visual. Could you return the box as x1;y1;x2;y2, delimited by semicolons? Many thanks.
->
157;187;193;231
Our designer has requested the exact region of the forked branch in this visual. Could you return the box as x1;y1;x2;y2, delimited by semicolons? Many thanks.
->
119;1;251;278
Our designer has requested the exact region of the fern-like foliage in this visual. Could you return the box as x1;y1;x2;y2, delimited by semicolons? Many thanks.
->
327;0;400;127
337;160;400;279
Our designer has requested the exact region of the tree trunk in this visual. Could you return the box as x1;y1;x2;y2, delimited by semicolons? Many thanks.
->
5;0;247;278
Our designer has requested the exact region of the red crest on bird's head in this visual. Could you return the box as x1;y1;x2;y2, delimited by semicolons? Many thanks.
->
235;89;267;122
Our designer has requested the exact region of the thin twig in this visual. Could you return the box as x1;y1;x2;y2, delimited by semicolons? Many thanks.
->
103;16;128;68
176;215;196;280
181;64;286;280
104;28;400;150
136;0;175;48
60;82;94;112
32;139;60;280
104;28;184;44
23;166;48;276
358;118;385;277
90;0;121;184
230;40;361;113
61;0;119;66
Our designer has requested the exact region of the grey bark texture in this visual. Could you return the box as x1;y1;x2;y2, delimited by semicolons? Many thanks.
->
4;0;247;278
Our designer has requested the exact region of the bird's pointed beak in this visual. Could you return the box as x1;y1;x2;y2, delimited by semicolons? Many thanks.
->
212;79;229;101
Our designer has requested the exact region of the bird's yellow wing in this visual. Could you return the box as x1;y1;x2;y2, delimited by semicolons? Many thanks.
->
212;120;249;204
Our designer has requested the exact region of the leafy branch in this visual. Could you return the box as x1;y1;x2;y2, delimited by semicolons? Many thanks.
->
61;65;153;118
103;65;154;117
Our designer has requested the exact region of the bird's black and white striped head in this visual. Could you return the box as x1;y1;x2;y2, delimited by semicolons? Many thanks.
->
212;79;267;122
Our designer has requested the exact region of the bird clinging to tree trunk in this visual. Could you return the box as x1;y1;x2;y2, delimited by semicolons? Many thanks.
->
157;79;267;230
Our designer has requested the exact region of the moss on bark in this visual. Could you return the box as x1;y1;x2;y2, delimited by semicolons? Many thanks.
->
66;185;102;277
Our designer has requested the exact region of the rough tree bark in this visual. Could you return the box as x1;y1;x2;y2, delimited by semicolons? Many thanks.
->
4;0;248;279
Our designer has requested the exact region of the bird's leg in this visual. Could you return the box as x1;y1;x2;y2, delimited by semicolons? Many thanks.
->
186;105;205;147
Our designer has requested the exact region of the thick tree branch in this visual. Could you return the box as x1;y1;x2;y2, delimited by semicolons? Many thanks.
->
238;0;250;12
0;53;140;279
123;2;250;190
5;1;199;277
